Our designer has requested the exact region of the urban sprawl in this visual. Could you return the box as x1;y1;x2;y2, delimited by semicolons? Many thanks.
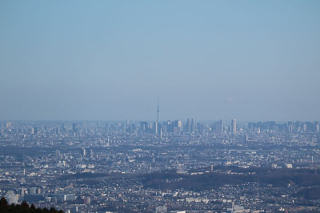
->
0;119;320;213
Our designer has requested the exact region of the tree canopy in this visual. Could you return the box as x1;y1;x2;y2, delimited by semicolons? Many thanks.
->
0;198;63;213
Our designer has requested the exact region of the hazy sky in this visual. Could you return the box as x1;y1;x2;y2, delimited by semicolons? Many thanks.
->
0;1;319;121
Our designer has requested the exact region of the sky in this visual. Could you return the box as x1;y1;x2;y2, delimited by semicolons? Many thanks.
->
0;0;319;121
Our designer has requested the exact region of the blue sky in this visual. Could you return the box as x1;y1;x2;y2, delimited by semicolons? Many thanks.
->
0;1;319;121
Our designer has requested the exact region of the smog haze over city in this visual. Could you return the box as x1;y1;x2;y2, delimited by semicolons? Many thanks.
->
1;0;320;121
1;1;320;213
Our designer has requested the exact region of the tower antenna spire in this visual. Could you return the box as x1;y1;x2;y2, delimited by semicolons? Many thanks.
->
155;97;160;136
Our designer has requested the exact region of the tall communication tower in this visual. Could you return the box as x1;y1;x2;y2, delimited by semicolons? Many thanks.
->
155;98;160;136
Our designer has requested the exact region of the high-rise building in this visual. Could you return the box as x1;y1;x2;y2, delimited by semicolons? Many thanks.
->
82;148;86;157
6;122;12;129
218;120;223;134
155;122;158;135
231;119;237;135
315;122;319;133
72;123;77;133
287;121;294;133
303;123;307;132
31;127;37;135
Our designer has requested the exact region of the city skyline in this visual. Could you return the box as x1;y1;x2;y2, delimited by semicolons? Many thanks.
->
1;1;320;212
1;119;319;212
